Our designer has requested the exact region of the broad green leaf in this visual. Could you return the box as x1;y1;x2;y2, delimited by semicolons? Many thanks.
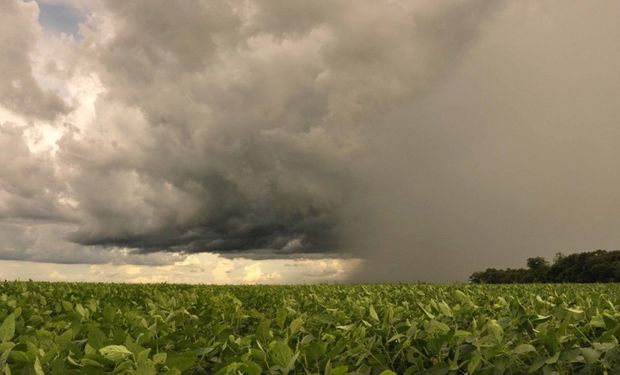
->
75;304;87;318
486;319;503;340
467;352;481;374
166;351;196;372
87;327;107;350
437;301;453;318
289;316;303;335
136;360;157;375
99;345;133;363
427;319;450;335
136;348;151;364
269;340;294;370
580;348;601;364
304;341;325;362
513;344;536;355
593;342;616;352
276;308;287;329
153;352;167;364
9;351;30;363
242;361;261;375
103;305;115;322
545;351;560;365
256;319;271;343
0;315;15;343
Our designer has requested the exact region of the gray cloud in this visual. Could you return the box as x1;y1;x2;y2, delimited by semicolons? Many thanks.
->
346;1;620;281
0;221;184;265
0;1;68;120
38;0;504;258
0;122;74;222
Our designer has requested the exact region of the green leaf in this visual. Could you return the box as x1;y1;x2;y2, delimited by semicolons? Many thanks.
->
580;348;601;364
417;303;435;319
153;352;167;364
0;315;15;343
256;319;271;343
0;342;15;370
528;356;547;373
243;361;262;375
103;305;115;322
593;342;616;352
467;352;481;374
437;301;453;318
136;348;151;364
276;308;287;329
75;304;87;318
136;360;157;375
486;319;503;340
427;319;450;335
33;357;45;375
514;344;536;355
532;314;552;324
379;371;397;375
269;340;294;370
87;327;107;350
369;305;379;321
9;351;30;363
304;341;325;362
99;345;133;363
81;358;104;368
289;316;303;335
566;307;584;315
166;351;196;372
545;351;560;365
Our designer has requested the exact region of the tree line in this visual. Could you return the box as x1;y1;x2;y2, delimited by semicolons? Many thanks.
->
469;250;620;283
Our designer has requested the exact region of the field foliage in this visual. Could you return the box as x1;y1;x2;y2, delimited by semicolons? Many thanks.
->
1;282;620;374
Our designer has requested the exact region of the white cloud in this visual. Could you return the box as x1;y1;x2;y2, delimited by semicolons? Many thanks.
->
0;255;361;284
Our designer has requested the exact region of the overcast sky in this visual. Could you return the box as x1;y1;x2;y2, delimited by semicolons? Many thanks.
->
1;0;619;283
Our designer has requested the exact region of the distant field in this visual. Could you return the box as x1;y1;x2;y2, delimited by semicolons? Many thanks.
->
0;282;619;374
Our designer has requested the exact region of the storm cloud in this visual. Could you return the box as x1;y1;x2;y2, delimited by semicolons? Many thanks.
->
2;0;620;281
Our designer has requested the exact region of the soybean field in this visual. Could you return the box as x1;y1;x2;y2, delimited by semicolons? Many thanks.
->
1;282;620;374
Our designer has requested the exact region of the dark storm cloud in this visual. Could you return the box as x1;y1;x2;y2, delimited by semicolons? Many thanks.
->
37;0;505;257
0;221;182;265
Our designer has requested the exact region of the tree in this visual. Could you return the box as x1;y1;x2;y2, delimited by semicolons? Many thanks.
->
526;257;548;271
470;250;620;283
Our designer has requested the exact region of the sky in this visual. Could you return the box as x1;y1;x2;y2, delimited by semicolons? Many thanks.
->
1;0;620;283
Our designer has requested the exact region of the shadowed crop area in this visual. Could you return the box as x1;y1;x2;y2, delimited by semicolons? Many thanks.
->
1;283;620;374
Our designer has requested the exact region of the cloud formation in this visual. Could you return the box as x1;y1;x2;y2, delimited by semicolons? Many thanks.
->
0;1;68;120
5;0;620;282
1;0;508;267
